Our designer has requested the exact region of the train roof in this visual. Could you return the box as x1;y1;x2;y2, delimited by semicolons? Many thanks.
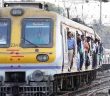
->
3;1;44;8
56;13;95;36
3;1;65;16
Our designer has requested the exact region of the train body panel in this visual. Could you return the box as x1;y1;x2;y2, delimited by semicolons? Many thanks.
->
0;7;57;64
0;7;101;72
0;7;64;77
56;14;100;73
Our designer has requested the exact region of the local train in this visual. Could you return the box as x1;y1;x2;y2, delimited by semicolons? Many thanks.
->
101;48;110;70
0;2;103;96
102;49;110;64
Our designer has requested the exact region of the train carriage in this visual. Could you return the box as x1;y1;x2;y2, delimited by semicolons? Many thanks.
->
0;2;103;96
101;49;110;70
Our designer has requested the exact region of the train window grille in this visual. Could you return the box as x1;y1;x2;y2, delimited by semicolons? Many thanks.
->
0;86;52;96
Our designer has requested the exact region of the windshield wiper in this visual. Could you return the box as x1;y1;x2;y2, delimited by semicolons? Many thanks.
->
22;37;39;47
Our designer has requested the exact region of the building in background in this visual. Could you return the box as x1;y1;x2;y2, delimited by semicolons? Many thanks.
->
0;0;3;7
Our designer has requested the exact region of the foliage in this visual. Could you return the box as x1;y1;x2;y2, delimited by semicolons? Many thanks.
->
45;2;66;16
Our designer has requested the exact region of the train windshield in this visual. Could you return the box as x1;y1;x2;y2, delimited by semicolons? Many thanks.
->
0;19;11;48
21;18;53;48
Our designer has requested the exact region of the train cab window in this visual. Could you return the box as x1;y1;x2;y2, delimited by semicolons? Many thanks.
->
0;19;11;48
21;18;53;48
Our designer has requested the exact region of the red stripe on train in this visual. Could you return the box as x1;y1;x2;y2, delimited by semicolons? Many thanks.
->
7;49;19;51
11;56;24;57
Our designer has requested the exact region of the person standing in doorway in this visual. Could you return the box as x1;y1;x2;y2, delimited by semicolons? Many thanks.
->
79;34;85;70
84;37;90;69
67;31;75;71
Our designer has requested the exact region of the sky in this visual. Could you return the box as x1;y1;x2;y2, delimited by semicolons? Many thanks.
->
1;0;110;26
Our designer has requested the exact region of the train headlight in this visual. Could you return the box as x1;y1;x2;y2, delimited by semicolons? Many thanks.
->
37;54;49;62
32;70;44;81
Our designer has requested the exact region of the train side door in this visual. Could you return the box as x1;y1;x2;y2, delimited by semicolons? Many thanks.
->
61;24;69;72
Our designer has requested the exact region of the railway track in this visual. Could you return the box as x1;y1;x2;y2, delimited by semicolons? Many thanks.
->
86;86;109;96
56;71;110;96
78;80;110;96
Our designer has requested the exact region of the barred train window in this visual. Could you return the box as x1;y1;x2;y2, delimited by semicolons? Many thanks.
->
0;19;11;48
21;18;53;48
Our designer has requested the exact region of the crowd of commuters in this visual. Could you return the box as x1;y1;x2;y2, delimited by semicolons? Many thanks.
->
67;29;103;71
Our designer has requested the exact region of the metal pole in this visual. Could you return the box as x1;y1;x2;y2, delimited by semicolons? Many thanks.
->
66;8;70;19
100;0;102;25
82;3;84;23
82;4;84;22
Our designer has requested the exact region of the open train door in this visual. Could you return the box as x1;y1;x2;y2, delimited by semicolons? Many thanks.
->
61;23;78;72
61;23;69;72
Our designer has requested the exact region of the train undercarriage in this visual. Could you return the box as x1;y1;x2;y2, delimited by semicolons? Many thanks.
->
0;71;53;96
54;70;97;95
0;70;97;96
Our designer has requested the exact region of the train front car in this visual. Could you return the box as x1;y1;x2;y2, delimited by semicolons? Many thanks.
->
0;2;104;96
0;6;61;96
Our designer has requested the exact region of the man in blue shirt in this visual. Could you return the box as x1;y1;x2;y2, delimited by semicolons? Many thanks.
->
67;31;75;71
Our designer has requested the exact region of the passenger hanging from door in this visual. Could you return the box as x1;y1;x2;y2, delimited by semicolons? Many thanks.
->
76;32;81;71
98;42;104;66
76;32;85;71
92;38;98;69
67;31;75;72
79;34;85;70
84;37;90;69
